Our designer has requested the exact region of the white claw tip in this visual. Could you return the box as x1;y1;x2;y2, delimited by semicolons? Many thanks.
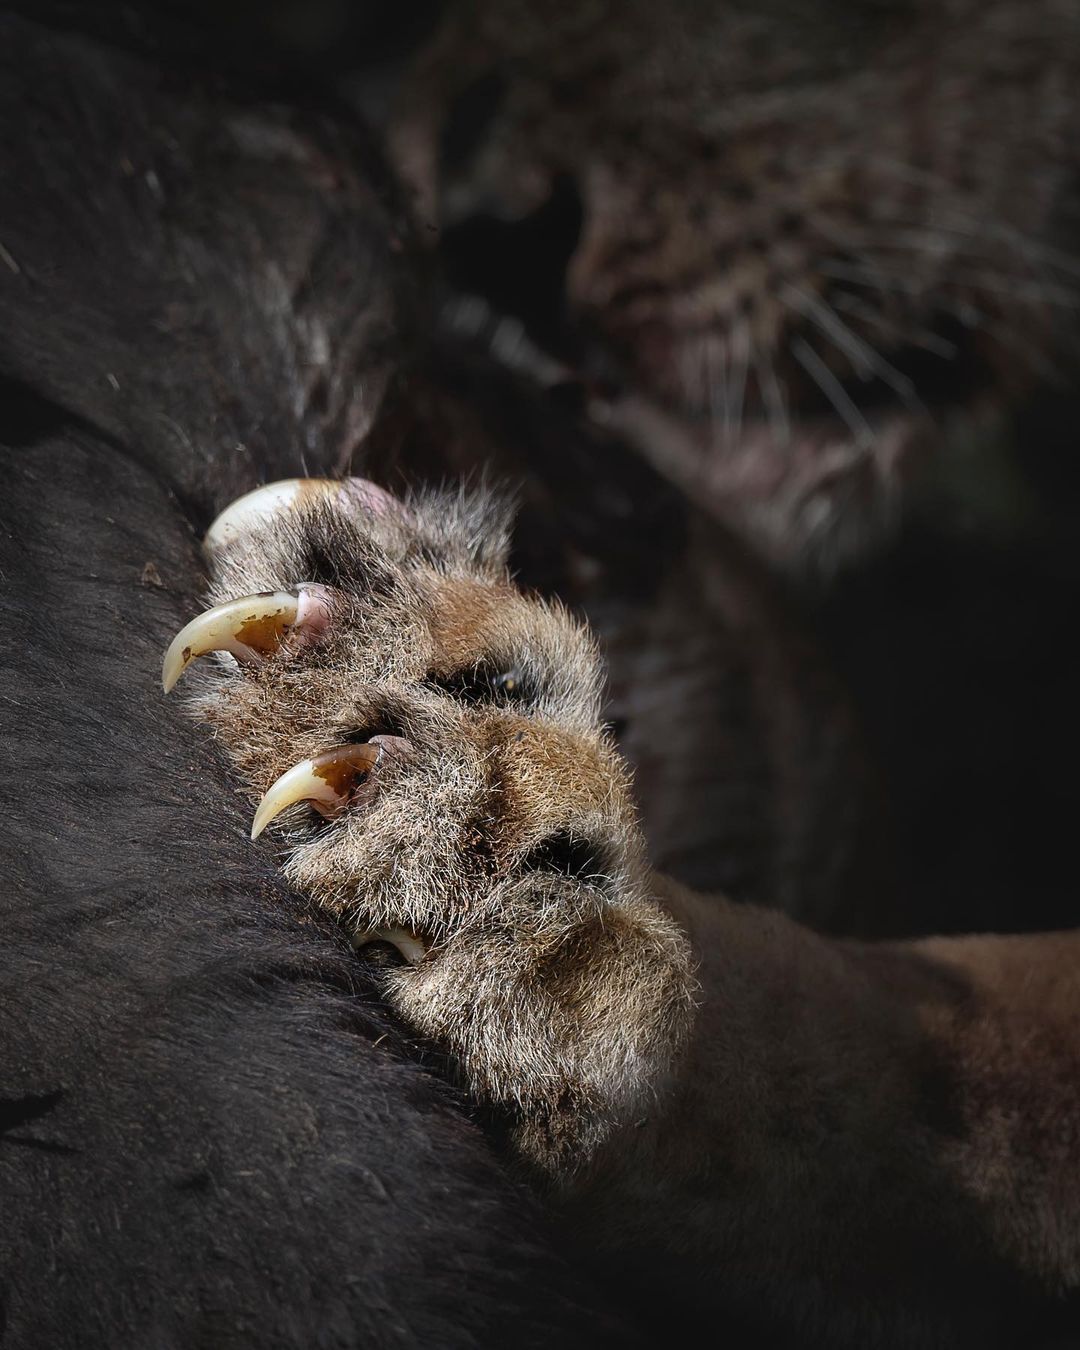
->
353;927;429;966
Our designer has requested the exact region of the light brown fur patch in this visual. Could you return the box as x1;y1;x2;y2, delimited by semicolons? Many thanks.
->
184;485;695;1170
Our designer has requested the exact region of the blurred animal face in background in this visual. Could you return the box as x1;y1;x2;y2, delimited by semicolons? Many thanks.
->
391;0;1080;571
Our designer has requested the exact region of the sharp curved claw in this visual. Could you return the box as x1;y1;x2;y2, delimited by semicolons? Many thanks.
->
204;480;336;553
161;586;331;693
353;927;429;966
204;477;401;553
250;743;382;840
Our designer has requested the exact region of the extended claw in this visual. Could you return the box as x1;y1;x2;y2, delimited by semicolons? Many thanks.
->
353;927;428;966
204;477;400;553
161;586;331;693
250;743;383;840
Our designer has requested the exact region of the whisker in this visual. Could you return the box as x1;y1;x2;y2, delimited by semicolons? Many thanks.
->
867;260;1079;309
789;335;875;449
704;332;729;438
753;345;791;448
781;283;923;411
728;323;750;448
870;155;1080;260
830;289;959;359
832;230;1080;305
818;258;993;329
848;153;1080;303
805;153;1080;326
824;265;1069;381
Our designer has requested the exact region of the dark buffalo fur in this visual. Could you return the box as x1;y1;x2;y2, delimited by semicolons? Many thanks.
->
0;8;422;522
0;434;634;1348
0;13;636;1348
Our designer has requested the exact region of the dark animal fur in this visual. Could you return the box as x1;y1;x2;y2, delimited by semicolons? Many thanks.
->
0;14;637;1348
5;8;1080;1350
0;436;640;1349
0;7;421;523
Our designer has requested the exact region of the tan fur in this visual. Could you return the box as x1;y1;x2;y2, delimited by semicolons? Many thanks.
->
188;487;695;1169
574;881;1080;1334
183;486;1080;1340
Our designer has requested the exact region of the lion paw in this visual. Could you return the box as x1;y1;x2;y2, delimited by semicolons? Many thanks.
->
163;478;694;1169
